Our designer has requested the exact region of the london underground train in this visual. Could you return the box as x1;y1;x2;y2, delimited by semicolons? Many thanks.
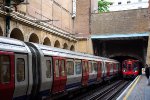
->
0;36;120;100
122;59;139;79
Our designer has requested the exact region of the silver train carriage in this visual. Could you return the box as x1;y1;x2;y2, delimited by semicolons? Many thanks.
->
0;37;120;100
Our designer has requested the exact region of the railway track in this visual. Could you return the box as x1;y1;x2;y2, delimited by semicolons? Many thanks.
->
72;80;131;100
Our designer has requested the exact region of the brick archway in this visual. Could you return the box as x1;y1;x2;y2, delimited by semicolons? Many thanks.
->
10;28;24;41
54;40;60;48
29;33;39;43
0;26;3;36
70;45;75;51
43;37;51;46
63;43;68;49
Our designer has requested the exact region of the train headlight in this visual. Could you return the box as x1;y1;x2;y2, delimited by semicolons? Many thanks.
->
123;70;126;72
134;70;138;72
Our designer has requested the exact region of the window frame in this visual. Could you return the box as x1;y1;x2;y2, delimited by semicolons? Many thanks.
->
16;58;25;82
75;59;82;75
88;61;93;73
66;59;74;76
0;55;11;84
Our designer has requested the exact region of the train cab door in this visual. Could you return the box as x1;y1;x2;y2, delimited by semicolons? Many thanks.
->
52;57;67;94
82;60;89;86
13;54;28;99
97;61;102;81
0;51;15;100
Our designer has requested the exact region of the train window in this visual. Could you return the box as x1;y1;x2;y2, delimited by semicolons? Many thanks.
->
55;60;59;77
82;62;86;72
85;62;88;73
17;58;25;82
123;64;126;68
66;61;74;75
128;64;132;70
75;61;81;74
133;63;137;68
0;55;10;83
60;60;65;76
46;60;51;78
89;61;92;73
99;62;102;71
93;62;97;72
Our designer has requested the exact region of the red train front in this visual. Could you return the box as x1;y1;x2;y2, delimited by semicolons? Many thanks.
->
122;59;139;79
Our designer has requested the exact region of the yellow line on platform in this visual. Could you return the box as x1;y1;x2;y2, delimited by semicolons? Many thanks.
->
123;76;141;100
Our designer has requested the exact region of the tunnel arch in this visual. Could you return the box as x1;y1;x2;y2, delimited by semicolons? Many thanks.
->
0;26;3;36
109;53;143;64
63;43;68;49
54;40;60;48
10;28;24;41
43;37;51;46
29;33;39;43
70;45;75;51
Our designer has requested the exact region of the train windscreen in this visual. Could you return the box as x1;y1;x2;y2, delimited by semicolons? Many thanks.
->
127;64;132;71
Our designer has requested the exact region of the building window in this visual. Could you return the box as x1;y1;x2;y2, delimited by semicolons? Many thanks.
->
17;58;25;82
0;55;10;83
118;2;121;5
110;2;113;5
127;1;131;4
46;60;51;78
138;0;142;2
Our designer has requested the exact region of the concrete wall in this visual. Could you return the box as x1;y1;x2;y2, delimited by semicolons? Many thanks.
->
91;0;98;13
76;39;93;54
17;0;73;33
91;8;149;34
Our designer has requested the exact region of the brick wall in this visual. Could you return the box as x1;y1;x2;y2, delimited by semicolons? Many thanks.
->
75;0;91;34
91;8;149;34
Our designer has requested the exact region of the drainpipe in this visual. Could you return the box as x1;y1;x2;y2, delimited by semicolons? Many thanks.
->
5;0;11;37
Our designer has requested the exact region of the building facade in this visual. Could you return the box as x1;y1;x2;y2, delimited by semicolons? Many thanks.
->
0;0;93;54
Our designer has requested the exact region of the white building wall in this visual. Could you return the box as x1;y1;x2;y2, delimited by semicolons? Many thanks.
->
108;0;148;11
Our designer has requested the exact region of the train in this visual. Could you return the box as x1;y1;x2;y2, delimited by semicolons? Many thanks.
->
122;59;139;79
0;36;120;100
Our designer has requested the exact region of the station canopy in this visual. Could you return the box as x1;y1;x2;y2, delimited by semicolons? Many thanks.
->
91;32;149;40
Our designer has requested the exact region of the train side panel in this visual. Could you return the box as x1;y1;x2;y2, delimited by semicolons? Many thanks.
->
66;59;82;91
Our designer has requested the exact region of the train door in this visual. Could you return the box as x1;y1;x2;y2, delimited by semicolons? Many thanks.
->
13;54;28;99
44;56;52;93
52;57;67;94
82;60;89;86
0;51;15;100
97;61;102;81
113;64;116;75
106;62;110;77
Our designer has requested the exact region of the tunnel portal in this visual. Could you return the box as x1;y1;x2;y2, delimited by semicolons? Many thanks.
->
92;35;149;74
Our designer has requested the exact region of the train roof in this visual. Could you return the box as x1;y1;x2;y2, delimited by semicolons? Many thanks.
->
0;36;29;53
32;43;119;62
102;57;119;63
0;37;119;63
32;43;102;60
